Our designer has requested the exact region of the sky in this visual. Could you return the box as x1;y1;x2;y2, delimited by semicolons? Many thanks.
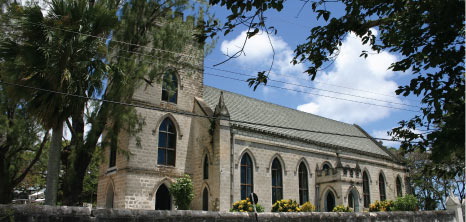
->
203;1;423;148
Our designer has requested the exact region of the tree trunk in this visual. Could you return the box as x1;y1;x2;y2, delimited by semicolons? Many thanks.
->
44;122;63;205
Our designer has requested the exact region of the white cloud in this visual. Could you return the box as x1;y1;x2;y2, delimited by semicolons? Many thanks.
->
220;31;309;94
220;29;407;124
297;31;405;124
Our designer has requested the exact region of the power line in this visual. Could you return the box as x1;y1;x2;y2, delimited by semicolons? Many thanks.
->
203;72;419;112
111;46;420;108
0;79;420;144
108;52;420;112
0;21;420;103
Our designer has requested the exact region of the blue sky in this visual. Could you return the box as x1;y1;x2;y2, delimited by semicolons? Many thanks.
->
202;1;423;148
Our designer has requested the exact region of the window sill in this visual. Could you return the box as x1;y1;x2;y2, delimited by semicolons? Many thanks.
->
157;164;176;169
106;167;117;175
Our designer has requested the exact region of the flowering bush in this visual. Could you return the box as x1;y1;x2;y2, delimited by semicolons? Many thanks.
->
392;195;418;211
230;198;264;212
369;200;393;212
300;202;316;212
271;199;301;212
332;205;352;212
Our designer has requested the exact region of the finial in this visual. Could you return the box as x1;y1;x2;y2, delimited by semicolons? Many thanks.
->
214;91;230;119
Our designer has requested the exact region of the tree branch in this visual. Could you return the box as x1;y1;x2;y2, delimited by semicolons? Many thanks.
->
12;131;49;186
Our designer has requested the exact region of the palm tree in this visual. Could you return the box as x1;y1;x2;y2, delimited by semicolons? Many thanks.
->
0;0;116;205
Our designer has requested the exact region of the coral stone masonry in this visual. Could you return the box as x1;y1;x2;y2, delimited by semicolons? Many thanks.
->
96;15;409;212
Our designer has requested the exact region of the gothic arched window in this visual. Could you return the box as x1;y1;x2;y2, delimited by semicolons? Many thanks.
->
162;71;178;103
379;172;386;201
271;158;283;204
363;171;370;208
203;155;209;180
240;153;253;200
298;162;309;204
396;176;402;197
158;118;176;166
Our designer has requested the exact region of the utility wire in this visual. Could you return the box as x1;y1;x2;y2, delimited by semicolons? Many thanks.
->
0;21;419;103
0;79;419;144
107;46;420;109
203;72;419;112
107;51;420;112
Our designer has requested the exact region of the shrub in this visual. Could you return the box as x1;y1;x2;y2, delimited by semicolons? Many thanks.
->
169;174;194;210
300;202;316;212
369;200;393;212
392;195;418;211
271;199;301;212
332;205;353;212
230;198;264;212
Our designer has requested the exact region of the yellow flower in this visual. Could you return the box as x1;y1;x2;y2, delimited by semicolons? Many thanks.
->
248;202;251;205
249;207;253;211
288;209;292;212
238;204;243;209
279;207;283;211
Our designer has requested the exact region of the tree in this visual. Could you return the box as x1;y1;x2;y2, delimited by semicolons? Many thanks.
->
0;86;49;203
402;149;464;210
0;0;116;205
203;0;464;164
169;174;194;210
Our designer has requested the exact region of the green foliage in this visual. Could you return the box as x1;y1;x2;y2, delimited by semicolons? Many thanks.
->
207;0;465;172
169;174;194;210
230;198;264;212
300;202;316;212
392;195;418;211
0;86;48;203
369;200;393;212
271;199;300;212
332;205;352;212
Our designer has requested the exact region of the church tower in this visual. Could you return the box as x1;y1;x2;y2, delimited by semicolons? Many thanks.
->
96;13;208;210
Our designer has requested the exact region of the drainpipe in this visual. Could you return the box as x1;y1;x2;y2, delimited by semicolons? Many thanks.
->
230;131;235;207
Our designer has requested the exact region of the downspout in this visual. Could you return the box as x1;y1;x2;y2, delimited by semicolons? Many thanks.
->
230;130;235;207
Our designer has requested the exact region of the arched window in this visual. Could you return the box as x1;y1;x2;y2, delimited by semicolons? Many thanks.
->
298;162;309;205
363;171;370;208
109;145;116;168
158;118;176;166
162;71;178;103
240;153;253;200
396;176;402;197
202;187;209;211
322;162;331;170
271;158;283;204
322;162;332;175
203;155;209;180
105;183;114;208
379;173;386;201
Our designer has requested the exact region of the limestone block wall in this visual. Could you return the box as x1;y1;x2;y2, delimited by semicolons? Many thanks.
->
0;205;458;222
230;128;407;212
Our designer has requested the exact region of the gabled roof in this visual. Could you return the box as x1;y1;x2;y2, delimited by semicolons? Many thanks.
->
203;86;392;158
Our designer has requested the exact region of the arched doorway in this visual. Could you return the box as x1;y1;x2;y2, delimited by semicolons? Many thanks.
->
202;187;209;211
105;182;114;208
325;190;335;212
155;184;171;210
348;188;360;212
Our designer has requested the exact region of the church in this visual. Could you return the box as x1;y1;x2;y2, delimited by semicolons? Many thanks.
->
96;16;408;212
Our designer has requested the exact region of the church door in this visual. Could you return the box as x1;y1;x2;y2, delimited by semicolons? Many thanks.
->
325;191;335;212
155;184;171;210
348;188;359;212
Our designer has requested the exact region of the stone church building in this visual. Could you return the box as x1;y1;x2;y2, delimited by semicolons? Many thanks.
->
96;17;408;212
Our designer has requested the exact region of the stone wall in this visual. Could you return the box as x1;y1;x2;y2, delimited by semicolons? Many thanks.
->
0;205;457;222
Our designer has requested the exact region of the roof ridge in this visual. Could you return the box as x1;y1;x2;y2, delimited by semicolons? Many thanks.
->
204;85;356;128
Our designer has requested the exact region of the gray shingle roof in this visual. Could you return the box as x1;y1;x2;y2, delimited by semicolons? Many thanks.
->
203;86;391;158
